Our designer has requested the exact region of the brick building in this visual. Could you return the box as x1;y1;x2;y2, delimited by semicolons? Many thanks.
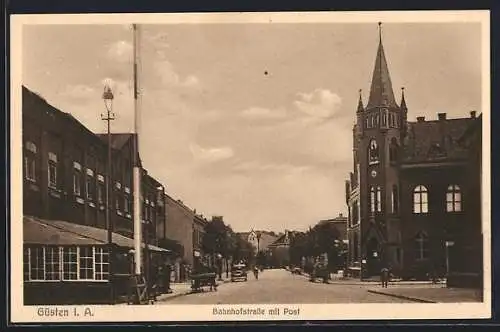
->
22;86;169;304
345;27;482;285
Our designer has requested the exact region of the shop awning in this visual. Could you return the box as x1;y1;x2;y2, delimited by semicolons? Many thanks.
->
23;216;169;253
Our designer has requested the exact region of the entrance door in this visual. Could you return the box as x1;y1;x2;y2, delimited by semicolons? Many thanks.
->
366;237;380;277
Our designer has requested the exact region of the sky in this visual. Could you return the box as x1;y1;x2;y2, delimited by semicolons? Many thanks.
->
22;21;482;233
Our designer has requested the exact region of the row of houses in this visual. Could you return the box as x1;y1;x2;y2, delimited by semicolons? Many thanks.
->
21;86;213;304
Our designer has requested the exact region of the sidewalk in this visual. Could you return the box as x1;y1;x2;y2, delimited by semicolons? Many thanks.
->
296;271;445;286
368;286;483;303
156;276;232;302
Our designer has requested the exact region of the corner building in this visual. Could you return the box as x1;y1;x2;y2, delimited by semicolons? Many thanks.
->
345;27;482;285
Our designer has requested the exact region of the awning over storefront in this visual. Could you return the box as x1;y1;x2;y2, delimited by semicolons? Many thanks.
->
23;216;169;253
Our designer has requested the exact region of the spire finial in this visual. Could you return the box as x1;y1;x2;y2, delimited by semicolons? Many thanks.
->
378;22;382;42
400;86;407;109
357;89;364;113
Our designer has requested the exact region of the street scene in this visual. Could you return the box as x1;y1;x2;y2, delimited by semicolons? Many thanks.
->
17;13;486;310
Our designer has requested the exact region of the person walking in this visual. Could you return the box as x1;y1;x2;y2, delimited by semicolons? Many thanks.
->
380;266;389;288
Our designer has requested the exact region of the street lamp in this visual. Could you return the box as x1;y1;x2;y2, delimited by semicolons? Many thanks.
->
101;84;115;304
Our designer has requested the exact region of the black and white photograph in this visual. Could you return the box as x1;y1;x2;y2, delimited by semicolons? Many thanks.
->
10;10;490;322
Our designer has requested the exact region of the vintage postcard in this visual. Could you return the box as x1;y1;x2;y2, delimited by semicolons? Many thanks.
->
10;10;491;323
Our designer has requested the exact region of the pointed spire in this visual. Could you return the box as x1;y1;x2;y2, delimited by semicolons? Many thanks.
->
400;87;407;110
367;22;397;110
357;89;364;113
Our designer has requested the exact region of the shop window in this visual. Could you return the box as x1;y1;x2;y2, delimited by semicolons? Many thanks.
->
62;247;78;280
44;247;61;280
29;247;45;281
94;247;109;280
79;247;94;280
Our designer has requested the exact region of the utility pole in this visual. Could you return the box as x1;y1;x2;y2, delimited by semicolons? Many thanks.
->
132;23;143;279
101;85;115;304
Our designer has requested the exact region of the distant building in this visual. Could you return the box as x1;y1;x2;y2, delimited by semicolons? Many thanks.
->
268;230;297;267
238;230;278;254
344;26;482;283
318;213;348;242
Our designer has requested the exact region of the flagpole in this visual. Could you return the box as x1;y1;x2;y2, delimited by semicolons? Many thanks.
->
132;23;143;277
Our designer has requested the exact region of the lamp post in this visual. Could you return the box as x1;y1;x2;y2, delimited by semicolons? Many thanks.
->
101;84;115;303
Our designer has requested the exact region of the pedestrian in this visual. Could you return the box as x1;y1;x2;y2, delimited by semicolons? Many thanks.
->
380;267;389;288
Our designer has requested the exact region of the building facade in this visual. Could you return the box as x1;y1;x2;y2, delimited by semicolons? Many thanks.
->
22;86;169;304
345;28;482;282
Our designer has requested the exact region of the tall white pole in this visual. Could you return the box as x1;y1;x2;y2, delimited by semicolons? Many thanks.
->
132;23;142;276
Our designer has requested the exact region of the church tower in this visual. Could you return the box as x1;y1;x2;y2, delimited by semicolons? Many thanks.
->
353;23;406;277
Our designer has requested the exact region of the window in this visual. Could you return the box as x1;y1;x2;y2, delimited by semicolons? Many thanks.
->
389;138;399;162
396;248;402;263
370;187;376;213
48;152;58;189
376;186;382;212
23;248;30;281
413;185;429;214
446;185;462;212
94;247;109;280
86;169;95;201
391;185;399;213
369;139;379;163
79;247;94;280
124;195;130;214
62;247;78;280
29;247;45;280
97;180;105;205
23;246;109;281
73;162;82;196
44;247;61;280
415;232;429;260
352;201;359;225
24;141;37;182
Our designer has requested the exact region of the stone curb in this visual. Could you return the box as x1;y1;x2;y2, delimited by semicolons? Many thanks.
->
295;272;444;286
367;289;436;303
158;279;232;303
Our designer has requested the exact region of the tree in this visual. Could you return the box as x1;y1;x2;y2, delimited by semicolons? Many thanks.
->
202;217;229;262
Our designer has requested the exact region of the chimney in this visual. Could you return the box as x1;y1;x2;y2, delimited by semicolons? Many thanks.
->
438;113;447;121
417;116;425;122
470;111;477;118
339;213;343;218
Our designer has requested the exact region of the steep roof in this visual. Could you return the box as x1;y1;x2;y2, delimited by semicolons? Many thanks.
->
402;117;474;164
96;133;135;150
366;25;398;110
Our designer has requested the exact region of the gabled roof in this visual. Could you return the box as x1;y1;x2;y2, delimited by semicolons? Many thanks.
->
366;27;398;110
402;117;474;164
96;133;135;150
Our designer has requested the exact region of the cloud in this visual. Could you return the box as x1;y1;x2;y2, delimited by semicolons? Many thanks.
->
61;84;96;100
154;60;201;89
241;107;287;119
294;88;342;119
106;40;132;63
147;33;170;49
189;144;234;163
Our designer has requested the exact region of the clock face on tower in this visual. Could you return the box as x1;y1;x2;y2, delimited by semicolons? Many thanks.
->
371;170;377;178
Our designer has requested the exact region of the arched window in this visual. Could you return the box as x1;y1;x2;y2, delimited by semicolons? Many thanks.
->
369;139;379;163
370;187;376;213
389;137;399;162
376;186;382;212
446;185;462;212
414;232;429;260
413;185;428;214
391;185;399;213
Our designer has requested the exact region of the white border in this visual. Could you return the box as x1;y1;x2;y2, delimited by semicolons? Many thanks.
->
10;10;491;323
